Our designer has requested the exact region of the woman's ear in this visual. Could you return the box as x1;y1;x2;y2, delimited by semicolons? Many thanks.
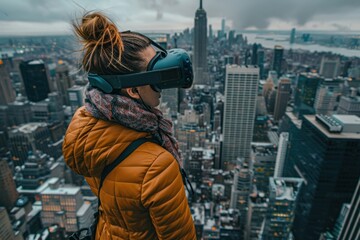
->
125;87;140;99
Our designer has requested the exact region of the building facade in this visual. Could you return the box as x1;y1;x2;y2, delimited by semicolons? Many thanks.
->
0;59;16;105
262;177;303;240
284;114;360;240
221;65;259;169
193;0;208;85
294;73;323;118
0;160;19;211
19;60;53;102
338;178;360;240
274;78;291;121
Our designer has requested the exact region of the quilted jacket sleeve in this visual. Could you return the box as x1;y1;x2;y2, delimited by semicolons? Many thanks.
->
141;151;196;240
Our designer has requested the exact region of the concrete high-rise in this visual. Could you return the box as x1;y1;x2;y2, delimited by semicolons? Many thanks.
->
246;192;268;240
193;0;208;85
337;88;360;117
8;122;53;166
55;60;73;105
230;159;253;239
20;59;53;102
314;79;342;115
284;114;360;240
274;132;289;178
252;144;277;194
262;177;303;240
0;59;16;105
0;207;16;240
319;56;340;79
0;159;19;211
41;181;94;233
221;65;259;169
274;78;291;121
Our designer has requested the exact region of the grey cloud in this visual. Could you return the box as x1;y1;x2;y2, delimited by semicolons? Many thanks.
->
1;0;360;30
332;23;352;31
137;0;360;29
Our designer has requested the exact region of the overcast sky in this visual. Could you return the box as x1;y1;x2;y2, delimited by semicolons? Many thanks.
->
1;0;360;36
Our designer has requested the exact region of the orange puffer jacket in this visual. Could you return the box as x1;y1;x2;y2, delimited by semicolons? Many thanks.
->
62;107;196;240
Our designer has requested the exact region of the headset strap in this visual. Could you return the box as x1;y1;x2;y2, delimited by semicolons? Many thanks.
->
97;138;159;208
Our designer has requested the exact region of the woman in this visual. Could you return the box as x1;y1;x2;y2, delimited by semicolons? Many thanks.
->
62;11;196;239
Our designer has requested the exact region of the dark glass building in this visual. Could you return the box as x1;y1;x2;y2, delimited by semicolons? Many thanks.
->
20;60;52;102
272;45;284;77
294;73;323;118
284;114;360;240
338;178;360;240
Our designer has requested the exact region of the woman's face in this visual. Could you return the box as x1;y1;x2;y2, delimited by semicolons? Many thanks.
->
132;46;161;108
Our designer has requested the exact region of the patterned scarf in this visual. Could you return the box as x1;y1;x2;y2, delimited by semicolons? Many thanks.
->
84;85;182;166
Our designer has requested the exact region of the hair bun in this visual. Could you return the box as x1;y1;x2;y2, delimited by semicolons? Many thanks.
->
72;11;125;72
76;12;119;45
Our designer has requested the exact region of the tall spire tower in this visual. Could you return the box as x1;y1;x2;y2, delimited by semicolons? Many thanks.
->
194;0;208;85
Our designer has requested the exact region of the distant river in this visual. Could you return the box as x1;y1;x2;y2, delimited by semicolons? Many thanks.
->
243;33;360;58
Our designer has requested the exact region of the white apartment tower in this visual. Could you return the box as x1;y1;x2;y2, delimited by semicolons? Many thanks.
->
274;132;289;177
221;65;259;170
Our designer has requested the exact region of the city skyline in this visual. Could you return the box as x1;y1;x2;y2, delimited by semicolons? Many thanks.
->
1;0;360;36
0;1;360;238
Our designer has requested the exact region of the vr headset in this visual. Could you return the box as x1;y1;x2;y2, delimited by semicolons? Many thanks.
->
88;31;193;94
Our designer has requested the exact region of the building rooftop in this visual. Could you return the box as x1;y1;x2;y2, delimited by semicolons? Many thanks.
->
18;177;60;194
191;204;205;225
306;115;360;139
269;177;303;201
285;112;302;129
14;122;47;134
333;114;360;125
28;59;44;65
42;186;80;196
68;85;85;91
77;202;92;217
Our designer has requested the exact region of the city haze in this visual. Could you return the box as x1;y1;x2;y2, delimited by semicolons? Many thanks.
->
1;0;360;36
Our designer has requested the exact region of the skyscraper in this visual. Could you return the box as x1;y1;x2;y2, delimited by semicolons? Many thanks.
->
319;56;340;79
246;192;268;240
8;122;53;166
194;0;208;85
284;114;360;240
0;207;15;240
221;65;259;169
0;159;19;211
0;59;16;105
274;78;291;121
272;45;284;77
338;178;360;240
252;144;277;193
41;182;94;233
294;72;323;118
55;60;73;105
337;88;360;117
230;159;253;239
262;177;303;240
20;59;53;102
221;18;226;37
251;44;258;65
274;132;289;178
290;28;296;44
314;79;342;115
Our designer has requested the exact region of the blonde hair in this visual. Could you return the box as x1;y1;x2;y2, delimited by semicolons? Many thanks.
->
72;11;151;75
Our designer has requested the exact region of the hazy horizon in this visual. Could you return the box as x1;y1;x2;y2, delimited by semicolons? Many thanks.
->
1;0;360;36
